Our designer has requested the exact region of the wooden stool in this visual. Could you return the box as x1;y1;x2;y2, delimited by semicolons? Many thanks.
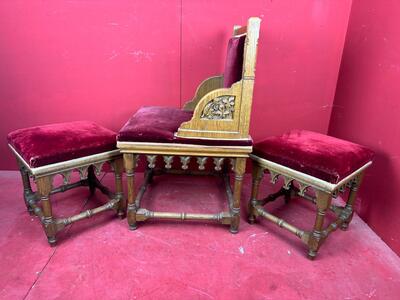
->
248;130;374;259
8;121;124;245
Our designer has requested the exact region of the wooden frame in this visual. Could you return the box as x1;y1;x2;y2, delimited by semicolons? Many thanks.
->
117;17;261;233
177;17;260;140
9;145;124;246
248;153;372;259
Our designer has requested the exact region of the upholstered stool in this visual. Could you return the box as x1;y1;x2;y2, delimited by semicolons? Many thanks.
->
8;121;124;245
248;130;374;259
117;106;253;232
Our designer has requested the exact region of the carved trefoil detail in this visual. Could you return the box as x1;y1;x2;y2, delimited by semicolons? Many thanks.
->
78;166;89;180
163;156;173;169
213;158;224;171
200;95;236;120
146;155;157;169
61;170;72;185
180;156;190;170
196;157;207;170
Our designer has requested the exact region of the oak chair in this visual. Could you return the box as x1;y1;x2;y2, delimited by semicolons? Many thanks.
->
8;121;124;245
248;130;374;259
117;17;261;233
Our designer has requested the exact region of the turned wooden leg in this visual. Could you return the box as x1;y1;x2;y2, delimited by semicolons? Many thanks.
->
341;172;364;231
230;157;246;233
18;164;35;215
36;176;57;246
124;154;137;230
114;157;125;219
248;162;264;224
307;190;332;260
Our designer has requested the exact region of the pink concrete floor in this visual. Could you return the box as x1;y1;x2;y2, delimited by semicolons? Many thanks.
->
0;170;400;299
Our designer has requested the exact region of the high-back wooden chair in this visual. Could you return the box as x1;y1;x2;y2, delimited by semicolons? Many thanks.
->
117;17;261;233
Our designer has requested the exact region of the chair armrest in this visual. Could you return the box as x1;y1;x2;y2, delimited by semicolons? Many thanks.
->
183;75;224;111
176;81;248;140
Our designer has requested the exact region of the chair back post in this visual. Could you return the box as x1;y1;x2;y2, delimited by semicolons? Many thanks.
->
238;17;261;137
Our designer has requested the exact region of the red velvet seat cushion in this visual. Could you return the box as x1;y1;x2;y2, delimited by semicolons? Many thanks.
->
117;106;252;146
253;130;374;184
8;121;117;168
223;35;246;88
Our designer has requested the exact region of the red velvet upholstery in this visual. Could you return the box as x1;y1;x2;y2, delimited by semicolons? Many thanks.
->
118;107;193;143
253;130;374;184
117;106;252;146
8;121;117;168
223;35;246;88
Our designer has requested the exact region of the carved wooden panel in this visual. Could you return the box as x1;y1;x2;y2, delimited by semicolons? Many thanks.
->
200;96;235;120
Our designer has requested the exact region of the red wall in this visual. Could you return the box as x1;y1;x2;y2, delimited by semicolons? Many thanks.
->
0;1;351;170
181;1;352;141
329;0;400;254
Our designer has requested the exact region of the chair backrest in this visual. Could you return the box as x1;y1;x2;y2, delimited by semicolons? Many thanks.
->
223;34;246;88
178;17;261;141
